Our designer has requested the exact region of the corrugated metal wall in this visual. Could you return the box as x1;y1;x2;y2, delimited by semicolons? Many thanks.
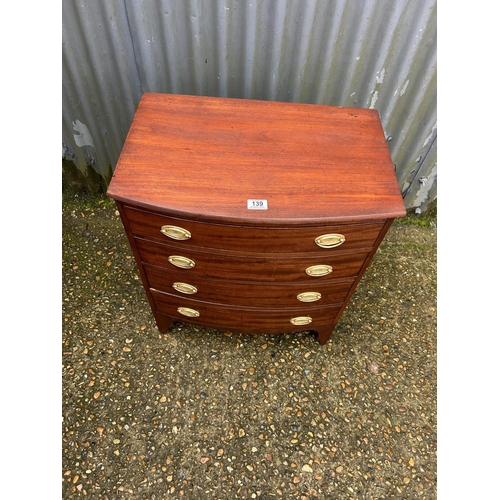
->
62;0;436;212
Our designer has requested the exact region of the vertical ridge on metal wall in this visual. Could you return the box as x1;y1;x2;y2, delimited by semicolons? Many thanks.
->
63;0;436;210
63;0;142;177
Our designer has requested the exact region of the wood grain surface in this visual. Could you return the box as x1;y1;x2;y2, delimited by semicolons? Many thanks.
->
150;289;341;335
144;264;354;307
107;93;406;224
134;237;370;282
123;205;385;253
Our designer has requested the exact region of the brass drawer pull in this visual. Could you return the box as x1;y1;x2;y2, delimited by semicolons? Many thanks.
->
290;316;312;326
297;291;322;302
306;264;333;277
172;282;198;294
160;225;191;241
315;233;345;248
177;306;200;318
168;255;195;269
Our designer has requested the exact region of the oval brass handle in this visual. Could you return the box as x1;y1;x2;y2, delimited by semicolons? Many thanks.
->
306;264;332;277
172;282;198;294
290;316;312;326
168;255;195;269
315;233;345;248
177;307;200;318
160;225;191;241
297;291;322;302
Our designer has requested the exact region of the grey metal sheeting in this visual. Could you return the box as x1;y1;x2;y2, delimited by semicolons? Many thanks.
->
62;0;436;211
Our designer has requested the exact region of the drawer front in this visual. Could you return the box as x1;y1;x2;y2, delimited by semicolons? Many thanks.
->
135;238;369;282
124;205;384;253
150;289;341;334
145;264;354;307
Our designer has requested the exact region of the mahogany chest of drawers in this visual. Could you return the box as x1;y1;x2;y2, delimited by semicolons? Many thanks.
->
107;93;406;344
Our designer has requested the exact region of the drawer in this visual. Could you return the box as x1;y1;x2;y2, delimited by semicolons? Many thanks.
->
135;238;369;282
144;264;354;307
124;205;384;254
150;289;342;334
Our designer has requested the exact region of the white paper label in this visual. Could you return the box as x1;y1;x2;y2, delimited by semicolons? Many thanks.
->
247;199;268;210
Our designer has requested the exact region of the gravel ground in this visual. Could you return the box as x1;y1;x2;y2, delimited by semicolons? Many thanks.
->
62;192;437;499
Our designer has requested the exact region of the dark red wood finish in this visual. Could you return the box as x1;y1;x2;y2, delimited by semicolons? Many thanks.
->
107;93;406;224
150;289;342;335
134;237;370;282
123;205;385;253
144;264;354;307
107;93;406;344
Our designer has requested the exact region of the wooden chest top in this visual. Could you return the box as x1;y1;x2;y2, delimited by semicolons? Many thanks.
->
107;93;406;224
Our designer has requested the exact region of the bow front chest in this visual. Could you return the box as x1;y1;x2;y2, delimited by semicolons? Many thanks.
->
107;93;406;344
